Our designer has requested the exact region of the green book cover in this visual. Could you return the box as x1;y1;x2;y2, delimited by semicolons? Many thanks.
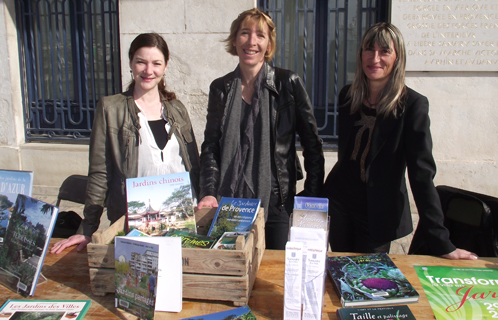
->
164;229;217;249
0;300;91;319
415;266;498;320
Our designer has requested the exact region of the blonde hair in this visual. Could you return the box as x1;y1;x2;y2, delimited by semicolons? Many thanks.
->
348;22;406;117
224;8;276;62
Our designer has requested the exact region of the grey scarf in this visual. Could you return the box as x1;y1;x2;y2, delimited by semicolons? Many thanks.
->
218;65;271;218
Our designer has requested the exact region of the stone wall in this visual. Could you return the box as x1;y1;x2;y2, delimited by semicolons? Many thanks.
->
0;0;496;200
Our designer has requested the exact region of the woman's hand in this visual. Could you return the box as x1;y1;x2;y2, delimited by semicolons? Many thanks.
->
197;196;218;210
442;248;479;260
50;234;91;254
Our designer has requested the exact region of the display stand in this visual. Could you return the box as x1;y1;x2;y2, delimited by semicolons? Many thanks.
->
284;196;330;320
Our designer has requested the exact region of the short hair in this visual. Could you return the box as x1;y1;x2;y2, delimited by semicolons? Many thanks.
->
127;33;176;101
224;8;276;62
349;22;407;117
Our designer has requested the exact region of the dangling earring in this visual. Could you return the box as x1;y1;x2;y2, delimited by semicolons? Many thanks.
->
163;74;166;87
130;70;134;81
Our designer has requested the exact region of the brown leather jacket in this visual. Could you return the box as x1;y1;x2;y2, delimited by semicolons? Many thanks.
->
199;63;324;208
82;90;200;237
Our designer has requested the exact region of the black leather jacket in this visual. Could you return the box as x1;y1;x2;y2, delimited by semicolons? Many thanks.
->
199;63;324;207
82;90;200;237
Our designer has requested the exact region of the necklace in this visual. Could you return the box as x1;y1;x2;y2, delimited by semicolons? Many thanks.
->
366;97;377;109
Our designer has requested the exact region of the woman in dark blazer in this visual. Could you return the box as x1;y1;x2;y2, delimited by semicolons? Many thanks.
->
322;22;477;259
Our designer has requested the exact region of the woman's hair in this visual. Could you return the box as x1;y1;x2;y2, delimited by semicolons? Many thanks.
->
348;22;406;117
127;32;176;101
224;8;276;62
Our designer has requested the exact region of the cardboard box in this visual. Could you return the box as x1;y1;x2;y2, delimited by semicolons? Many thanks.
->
87;207;265;306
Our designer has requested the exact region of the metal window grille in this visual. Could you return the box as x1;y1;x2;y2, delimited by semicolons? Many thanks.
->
259;0;388;147
15;0;121;142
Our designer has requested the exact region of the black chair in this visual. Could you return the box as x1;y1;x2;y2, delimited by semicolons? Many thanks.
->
55;174;89;207
409;185;498;257
53;175;88;238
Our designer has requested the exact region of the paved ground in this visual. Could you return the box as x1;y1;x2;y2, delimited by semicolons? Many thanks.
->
35;193;417;255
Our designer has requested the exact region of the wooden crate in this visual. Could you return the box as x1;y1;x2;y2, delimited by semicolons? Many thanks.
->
87;207;266;306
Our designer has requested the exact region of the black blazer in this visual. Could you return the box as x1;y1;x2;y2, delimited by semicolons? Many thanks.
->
324;85;455;255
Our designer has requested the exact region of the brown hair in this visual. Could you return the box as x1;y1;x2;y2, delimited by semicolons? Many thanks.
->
348;22;407;117
224;8;276;62
127;33;176;101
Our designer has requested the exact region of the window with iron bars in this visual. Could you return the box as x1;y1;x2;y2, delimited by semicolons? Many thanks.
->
16;0;121;142
258;0;388;148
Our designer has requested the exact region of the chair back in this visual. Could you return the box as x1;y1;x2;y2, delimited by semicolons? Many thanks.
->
409;185;498;257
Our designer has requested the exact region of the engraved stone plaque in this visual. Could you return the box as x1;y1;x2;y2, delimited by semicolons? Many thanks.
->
391;0;498;71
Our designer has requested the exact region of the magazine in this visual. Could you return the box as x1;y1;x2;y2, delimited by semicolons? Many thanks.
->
0;300;91;319
326;253;419;307
126;172;195;236
0;194;58;296
179;305;256;320
114;236;182;318
212;231;249;250
207;197;260;238
0;170;33;243
164;229;217;249
337;305;416;320
415;266;498;319
292;196;329;230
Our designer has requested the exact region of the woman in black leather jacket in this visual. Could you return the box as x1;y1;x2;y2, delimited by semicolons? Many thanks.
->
197;8;324;249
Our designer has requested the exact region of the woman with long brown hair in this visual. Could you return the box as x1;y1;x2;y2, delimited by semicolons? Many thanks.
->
51;33;200;254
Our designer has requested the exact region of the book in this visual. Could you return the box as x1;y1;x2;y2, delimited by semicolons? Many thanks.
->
414;266;498;320
126;172;196;236
126;229;150;237
114;236;182;317
292;196;329;230
0;170;33;243
0;299;91;319
337;305;416;320
326;253;419;307
179;305;256;320
0;194;58;296
164;229;217;249
207;197;260;238
212;231;249;250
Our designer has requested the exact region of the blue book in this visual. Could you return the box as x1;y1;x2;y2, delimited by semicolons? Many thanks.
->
0;170;33;243
179;305;256;320
207;197;261;238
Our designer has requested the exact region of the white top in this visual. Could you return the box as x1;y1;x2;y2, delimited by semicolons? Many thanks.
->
135;101;185;178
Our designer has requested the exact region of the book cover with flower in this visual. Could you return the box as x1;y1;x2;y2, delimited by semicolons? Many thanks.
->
326;253;419;307
415;266;498;320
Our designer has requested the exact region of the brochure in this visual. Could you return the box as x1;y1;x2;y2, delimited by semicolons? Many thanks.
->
0;300;91;319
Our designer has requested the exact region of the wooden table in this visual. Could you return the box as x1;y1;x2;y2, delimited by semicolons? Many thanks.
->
0;239;496;319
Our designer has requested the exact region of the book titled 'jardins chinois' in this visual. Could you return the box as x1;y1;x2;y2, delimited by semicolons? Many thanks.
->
415;266;498;320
